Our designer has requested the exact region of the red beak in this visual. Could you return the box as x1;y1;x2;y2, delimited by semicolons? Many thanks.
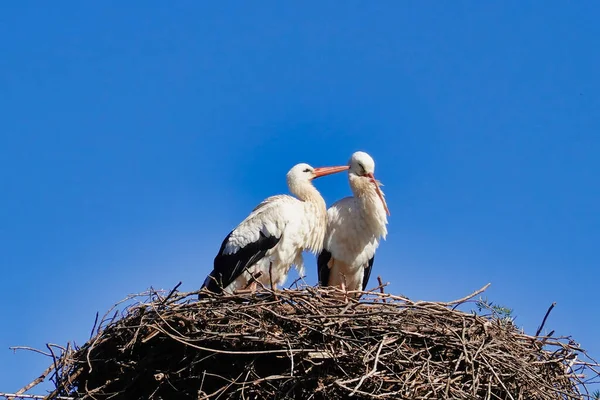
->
366;172;390;216
313;165;350;178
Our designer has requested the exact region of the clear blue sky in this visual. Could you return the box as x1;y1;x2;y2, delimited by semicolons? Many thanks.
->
1;2;598;394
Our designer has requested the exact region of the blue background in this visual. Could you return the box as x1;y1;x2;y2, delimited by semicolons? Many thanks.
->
1;2;598;394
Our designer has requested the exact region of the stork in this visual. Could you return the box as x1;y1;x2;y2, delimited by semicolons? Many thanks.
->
317;151;390;296
202;162;349;295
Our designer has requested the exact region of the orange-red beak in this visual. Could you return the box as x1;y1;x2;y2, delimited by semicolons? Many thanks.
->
313;165;350;178
366;172;390;216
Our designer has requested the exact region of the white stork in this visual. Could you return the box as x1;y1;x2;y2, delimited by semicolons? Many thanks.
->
317;151;390;295
202;162;349;294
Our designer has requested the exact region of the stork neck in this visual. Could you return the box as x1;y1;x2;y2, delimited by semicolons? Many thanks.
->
290;180;326;208
348;174;388;238
349;174;372;199
290;179;328;254
349;175;386;214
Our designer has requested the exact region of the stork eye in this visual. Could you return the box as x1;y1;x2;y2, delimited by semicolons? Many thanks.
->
303;168;311;173
357;163;366;174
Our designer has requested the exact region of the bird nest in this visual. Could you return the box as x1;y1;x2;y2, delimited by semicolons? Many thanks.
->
8;282;600;400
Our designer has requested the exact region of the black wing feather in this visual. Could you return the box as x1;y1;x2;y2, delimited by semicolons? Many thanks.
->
361;255;375;291
317;249;332;286
202;230;280;294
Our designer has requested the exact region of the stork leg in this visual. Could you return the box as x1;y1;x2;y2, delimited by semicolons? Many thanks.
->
268;261;279;299
249;281;257;293
341;275;349;303
268;262;275;289
239;271;262;295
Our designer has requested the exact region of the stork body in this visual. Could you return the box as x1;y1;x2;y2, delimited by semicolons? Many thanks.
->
318;152;390;294
202;163;349;294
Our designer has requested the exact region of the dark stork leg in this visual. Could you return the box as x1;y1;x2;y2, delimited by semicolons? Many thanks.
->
268;261;279;300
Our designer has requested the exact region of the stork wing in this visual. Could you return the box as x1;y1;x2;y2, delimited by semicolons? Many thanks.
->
202;195;294;293
317;249;332;287
203;230;280;293
361;255;375;291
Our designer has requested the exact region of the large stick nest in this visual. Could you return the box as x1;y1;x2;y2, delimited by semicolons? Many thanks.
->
17;284;600;399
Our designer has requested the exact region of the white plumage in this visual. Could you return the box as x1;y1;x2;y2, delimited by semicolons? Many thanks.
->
318;151;390;294
202;162;349;294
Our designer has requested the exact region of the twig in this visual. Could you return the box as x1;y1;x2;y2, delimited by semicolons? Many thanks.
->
89;312;99;339
377;276;387;303
0;393;74;400
45;343;60;391
12;363;55;396
535;302;556;337
9;347;51;357
151;322;316;355
160;281;182;306
446;283;491;306
349;335;387;395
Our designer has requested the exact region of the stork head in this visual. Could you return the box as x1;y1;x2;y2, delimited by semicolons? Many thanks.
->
348;151;390;216
287;163;349;198
287;163;349;183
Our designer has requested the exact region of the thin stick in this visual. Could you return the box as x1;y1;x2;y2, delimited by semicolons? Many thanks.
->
535;302;556;337
89;312;99;339
0;393;74;400
9;347;52;357
160;281;182;306
12;363;55;396
446;283;491;306
349;335;386;395
45;344;60;392
151;323;316;355
377;276;387;303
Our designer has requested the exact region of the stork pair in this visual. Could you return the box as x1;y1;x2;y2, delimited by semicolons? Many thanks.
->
201;151;390;296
